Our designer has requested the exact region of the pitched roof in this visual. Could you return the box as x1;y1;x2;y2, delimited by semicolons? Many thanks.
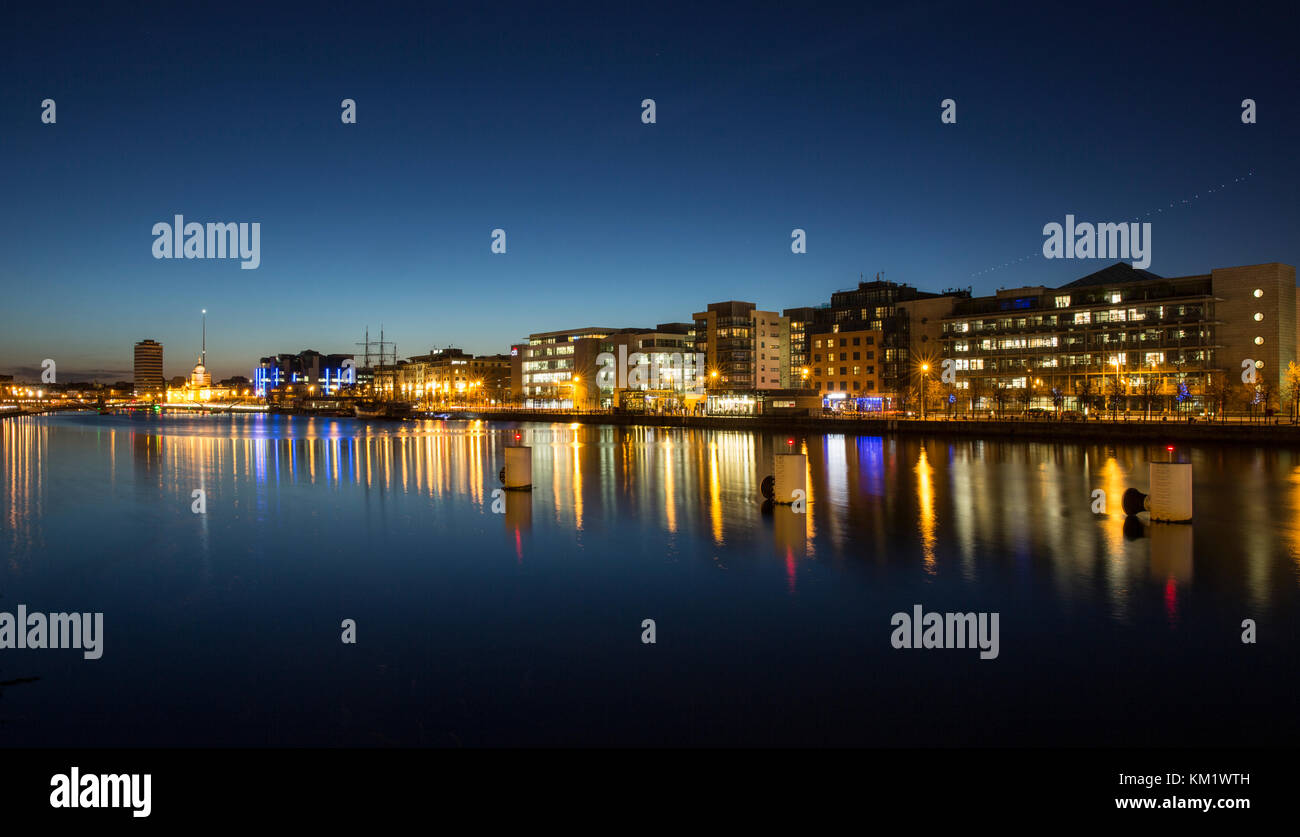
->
1060;262;1163;289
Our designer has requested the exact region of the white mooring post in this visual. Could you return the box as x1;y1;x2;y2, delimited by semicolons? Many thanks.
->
773;453;806;505
1147;461;1192;522
503;445;533;490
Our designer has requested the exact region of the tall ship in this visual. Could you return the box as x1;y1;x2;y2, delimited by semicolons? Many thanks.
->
353;399;411;420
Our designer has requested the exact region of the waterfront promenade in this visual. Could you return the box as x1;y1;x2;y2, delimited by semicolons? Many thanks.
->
427;408;1300;445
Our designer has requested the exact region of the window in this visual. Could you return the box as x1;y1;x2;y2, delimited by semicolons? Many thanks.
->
840;338;847;347
1254;313;1264;322
840;367;847;375
1255;336;1264;345
1055;295;1071;308
867;351;875;360
1254;289;1264;298
853;366;860;375
853;352;860;360
1074;311;1092;324
814;354;821;362
1109;292;1121;304
853;337;861;346
840;381;847;390
839;353;847;361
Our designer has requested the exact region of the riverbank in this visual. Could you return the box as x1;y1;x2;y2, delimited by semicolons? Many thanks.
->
432;409;1300;445
9;405;1298;446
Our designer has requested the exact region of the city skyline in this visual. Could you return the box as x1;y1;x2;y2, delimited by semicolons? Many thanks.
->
2;3;1297;380
2;1;1296;811
5;256;1296;399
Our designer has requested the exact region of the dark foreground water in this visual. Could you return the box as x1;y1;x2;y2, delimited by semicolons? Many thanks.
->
1;412;1297;746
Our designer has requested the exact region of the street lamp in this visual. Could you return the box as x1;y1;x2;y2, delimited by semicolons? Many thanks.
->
1111;356;1121;418
919;362;930;420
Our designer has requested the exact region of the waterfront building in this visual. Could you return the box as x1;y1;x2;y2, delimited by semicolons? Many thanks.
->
692;301;790;395
936;262;1297;414
255;350;355;397
793;277;962;402
517;327;623;409
807;325;886;410
386;347;511;405
596;323;703;412
133;339;164;398
782;306;818;389
166;310;233;403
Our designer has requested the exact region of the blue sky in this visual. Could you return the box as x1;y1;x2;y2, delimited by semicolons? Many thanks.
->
1;0;1296;380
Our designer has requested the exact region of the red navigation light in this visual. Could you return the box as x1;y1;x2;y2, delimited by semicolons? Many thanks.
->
1166;446;1175;451
787;438;794;446
514;432;521;441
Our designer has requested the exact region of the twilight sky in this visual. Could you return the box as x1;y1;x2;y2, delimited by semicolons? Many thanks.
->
1;0;1296;380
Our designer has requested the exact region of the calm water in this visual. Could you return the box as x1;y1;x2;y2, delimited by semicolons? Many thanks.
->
2;412;1298;746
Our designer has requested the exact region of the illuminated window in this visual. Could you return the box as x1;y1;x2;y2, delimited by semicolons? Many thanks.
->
1253;289;1263;298
1054;295;1070;308
1254;312;1264;322
1255;336;1264;345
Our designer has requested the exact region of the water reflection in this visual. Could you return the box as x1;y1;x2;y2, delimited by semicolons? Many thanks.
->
2;413;1299;620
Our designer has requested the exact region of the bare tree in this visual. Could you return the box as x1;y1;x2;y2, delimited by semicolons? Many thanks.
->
967;376;985;417
1014;385;1032;414
1137;375;1161;420
1105;377;1126;418
1203;374;1229;422
1258;377;1277;421
1075;378;1096;415
992;385;1010;417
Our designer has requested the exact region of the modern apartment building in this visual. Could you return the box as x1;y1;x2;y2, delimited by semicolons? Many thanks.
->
807;325;885;408
133;339;164;397
790;277;962;399
783;306;818;389
692;301;790;392
936;262;1297;412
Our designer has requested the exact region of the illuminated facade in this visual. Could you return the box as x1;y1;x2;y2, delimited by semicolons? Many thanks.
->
255;350;355;398
596;323;704;411
518;327;620;409
380;348;510;405
808;325;885;408
788;277;962;400
692;301;790;391
133;339;164;398
937;262;1297;412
